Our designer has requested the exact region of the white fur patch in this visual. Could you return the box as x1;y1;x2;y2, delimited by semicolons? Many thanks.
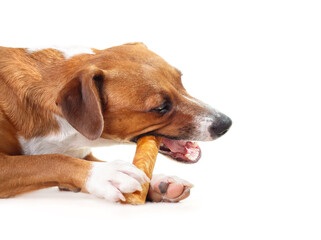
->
19;115;116;159
26;46;94;59
193;116;214;141
179;95;221;141
86;160;148;202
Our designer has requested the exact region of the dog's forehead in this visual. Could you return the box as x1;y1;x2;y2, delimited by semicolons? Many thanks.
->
106;64;183;100
105;44;178;74
104;48;181;84
100;44;185;103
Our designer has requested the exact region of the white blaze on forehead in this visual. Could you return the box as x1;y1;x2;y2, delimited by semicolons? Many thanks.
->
26;46;95;59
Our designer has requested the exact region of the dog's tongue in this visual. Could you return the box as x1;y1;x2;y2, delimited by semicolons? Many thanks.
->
161;138;201;163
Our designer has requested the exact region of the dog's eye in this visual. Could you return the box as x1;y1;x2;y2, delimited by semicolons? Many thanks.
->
150;100;171;115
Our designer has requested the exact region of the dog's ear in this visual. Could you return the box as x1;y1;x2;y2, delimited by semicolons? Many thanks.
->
57;66;106;140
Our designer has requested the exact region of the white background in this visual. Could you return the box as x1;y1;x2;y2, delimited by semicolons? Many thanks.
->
0;0;320;239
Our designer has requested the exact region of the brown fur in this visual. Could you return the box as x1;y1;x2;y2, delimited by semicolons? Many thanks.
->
0;43;210;198
0;153;91;197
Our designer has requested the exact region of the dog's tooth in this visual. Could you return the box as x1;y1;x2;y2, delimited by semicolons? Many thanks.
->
187;141;199;148
185;153;198;161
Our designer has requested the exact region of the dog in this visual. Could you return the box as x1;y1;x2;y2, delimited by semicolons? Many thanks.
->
0;43;232;202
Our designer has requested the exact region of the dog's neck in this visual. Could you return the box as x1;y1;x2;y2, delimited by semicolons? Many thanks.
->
18;115;117;158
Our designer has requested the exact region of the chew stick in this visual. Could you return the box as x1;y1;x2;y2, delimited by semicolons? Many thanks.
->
123;136;162;204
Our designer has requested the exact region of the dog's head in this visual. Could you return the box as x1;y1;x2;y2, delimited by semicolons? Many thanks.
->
57;43;232;163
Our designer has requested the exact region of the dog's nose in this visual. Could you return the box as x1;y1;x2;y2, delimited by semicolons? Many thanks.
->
210;114;232;138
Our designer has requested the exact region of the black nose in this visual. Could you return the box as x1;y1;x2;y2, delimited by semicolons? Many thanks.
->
210;114;232;138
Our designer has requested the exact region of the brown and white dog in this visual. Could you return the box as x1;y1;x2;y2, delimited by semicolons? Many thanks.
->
0;43;231;203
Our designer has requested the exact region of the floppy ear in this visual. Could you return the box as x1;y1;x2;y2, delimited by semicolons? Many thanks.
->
57;66;106;140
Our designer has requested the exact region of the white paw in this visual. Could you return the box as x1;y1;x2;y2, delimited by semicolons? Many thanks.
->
85;160;149;202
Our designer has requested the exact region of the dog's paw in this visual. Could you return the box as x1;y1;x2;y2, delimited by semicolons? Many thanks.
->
147;174;194;203
85;160;149;202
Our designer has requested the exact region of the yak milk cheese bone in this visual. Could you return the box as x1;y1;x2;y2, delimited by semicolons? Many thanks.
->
122;136;162;204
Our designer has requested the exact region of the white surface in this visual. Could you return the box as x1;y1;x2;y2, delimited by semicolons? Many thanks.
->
1;0;321;239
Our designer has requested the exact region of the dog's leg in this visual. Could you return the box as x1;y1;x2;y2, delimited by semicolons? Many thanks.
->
0;153;147;201
147;174;194;203
59;152;103;191
0;153;91;197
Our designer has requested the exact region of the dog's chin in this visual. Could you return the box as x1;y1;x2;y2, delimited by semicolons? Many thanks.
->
159;137;201;164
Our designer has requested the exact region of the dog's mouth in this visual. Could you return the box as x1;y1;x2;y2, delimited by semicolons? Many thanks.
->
131;135;201;164
159;138;201;164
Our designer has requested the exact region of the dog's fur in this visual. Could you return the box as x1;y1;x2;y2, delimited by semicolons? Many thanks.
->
0;43;231;202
